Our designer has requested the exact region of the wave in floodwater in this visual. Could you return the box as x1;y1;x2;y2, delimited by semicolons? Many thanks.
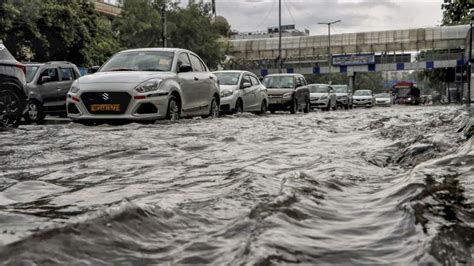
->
0;106;472;265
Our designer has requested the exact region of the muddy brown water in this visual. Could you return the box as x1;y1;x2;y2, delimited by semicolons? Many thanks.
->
0;105;472;265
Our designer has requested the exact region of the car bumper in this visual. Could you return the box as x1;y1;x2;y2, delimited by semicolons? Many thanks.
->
310;99;329;108
336;98;349;105
67;92;169;121
268;97;292;110
375;101;391;106
353;101;373;107
220;96;238;113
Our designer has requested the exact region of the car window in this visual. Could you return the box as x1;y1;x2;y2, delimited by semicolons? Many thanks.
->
199;59;208;72
189;54;204;72
60;68;75;81
101;51;174;72
177;52;191;68
296;77;303;87
26;65;40;83
250;76;259;86
39;68;59;82
242;75;251;85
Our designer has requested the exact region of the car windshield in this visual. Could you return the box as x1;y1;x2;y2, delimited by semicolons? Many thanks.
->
375;93;390;98
310;85;328;93
262;76;294;89
354;90;371;96
26;66;40;83
100;51;174;72
214;72;241;86
396;88;411;96
332;85;348;93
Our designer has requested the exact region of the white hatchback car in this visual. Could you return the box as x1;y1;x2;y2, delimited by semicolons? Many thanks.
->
309;84;337;111
213;71;268;114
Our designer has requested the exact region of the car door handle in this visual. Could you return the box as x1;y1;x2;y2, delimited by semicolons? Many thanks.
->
209;76;214;79
56;87;61;91
194;77;199;81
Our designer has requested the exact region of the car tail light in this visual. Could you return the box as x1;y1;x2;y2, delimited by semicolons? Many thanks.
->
15;63;26;75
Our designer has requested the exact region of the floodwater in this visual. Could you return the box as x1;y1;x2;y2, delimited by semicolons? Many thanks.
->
0;106;472;265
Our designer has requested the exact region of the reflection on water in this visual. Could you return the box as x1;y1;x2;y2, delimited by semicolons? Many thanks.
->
0;106;472;264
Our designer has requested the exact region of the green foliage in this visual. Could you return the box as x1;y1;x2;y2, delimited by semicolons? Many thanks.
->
441;0;473;26
0;0;119;66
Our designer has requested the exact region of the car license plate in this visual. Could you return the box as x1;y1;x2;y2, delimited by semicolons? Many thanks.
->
91;104;121;112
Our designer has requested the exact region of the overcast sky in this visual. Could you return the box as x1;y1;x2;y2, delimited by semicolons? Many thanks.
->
181;0;443;36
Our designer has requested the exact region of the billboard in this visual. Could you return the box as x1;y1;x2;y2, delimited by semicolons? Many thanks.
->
332;53;375;66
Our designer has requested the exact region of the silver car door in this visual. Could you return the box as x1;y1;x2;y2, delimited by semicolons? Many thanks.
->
177;52;201;115
38;68;61;108
240;74;255;111
188;54;209;113
58;67;76;107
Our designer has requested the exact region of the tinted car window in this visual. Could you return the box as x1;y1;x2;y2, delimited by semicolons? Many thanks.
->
189;54;204;72
26;66;40;83
250;76;259;86
177;52;191;68
39;68;59;82
60;68;75;81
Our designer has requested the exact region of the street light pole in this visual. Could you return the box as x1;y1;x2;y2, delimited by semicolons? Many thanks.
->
161;1;167;48
468;20;473;107
318;20;341;84
278;0;282;73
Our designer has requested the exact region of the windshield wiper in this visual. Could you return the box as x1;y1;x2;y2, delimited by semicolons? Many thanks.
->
142;69;166;72
107;68;137;72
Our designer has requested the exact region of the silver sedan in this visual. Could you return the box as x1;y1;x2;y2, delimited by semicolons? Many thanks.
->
213;71;268;114
67;48;220;124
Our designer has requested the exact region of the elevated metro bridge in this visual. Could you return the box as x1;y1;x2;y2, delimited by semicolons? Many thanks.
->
228;25;470;76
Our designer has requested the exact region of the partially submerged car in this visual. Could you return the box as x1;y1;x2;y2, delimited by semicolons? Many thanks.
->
262;73;310;114
213;70;268;114
331;84;352;109
353;90;375;108
375;93;392;106
67;48;220;124
24;61;81;124
308;84;337;111
0;43;28;128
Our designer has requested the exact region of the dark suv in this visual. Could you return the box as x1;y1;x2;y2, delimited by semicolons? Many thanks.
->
262;74;310;114
0;43;28;128
24;62;81;123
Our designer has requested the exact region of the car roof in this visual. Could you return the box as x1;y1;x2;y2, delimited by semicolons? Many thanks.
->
24;61;77;67
265;73;303;77
118;48;189;54
309;83;330;86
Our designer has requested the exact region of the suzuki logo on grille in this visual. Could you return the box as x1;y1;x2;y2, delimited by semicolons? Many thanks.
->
102;93;110;101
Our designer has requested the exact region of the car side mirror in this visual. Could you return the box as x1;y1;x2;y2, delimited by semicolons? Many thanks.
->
88;66;100;74
40;76;51;84
178;64;192;73
242;82;252;89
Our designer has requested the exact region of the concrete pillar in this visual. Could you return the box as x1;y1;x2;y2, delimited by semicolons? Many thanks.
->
348;72;356;92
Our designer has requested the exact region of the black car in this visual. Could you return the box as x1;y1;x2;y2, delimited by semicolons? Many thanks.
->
24;61;81;124
0;43;28;128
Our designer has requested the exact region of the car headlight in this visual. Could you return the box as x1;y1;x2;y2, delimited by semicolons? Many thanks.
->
135;78;163;93
220;89;234;98
283;92;293;99
408;98;412;101
70;86;80;94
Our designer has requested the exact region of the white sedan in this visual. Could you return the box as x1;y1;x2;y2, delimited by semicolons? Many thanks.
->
375;93;392;106
213;71;268;114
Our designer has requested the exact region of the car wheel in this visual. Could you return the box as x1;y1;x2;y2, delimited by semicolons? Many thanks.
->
259;100;267;115
304;98;310;113
290;99;298;114
269;109;276;114
24;100;45;124
209;97;220;118
0;87;25;128
166;96;180;121
235;99;243;114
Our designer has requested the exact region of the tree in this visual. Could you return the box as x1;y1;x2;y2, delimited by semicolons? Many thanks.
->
213;16;231;37
441;0;473;26
113;0;163;49
0;0;119;66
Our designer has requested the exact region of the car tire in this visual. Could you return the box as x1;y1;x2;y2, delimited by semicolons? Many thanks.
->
166;95;180;121
290;99;298;114
235;99;243;114
208;97;220;118
24;100;45;125
0;87;25;128
304;98;310;113
258;100;267;115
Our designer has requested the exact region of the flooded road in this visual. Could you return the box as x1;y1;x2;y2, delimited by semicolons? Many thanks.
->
0;106;472;264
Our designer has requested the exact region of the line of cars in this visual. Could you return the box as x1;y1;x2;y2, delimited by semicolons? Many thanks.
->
0;44;392;128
